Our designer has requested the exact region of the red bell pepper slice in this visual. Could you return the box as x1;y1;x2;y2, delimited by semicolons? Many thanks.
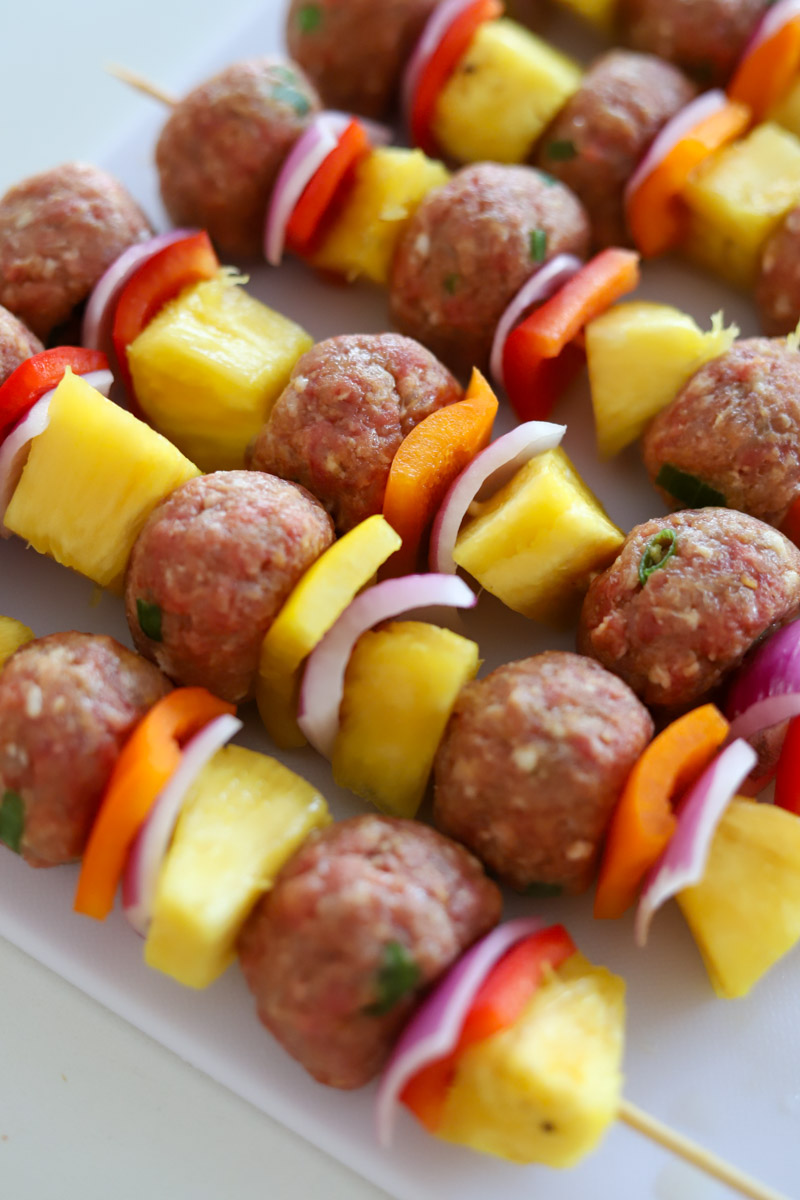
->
0;347;109;441
410;0;504;157
286;118;372;257
112;230;219;397
775;715;800;816
400;924;576;1133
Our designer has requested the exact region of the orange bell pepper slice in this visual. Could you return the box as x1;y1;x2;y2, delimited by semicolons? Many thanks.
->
74;687;235;920
626;101;751;259
502;249;640;422
286;118;371;257
593;704;730;920
401;925;576;1133
729;15;800;123
382;367;498;575
410;0;504;157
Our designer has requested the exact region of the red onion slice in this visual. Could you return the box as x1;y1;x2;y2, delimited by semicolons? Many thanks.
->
489;255;582;390
740;0;800;60
297;573;476;758
402;0;478;122
634;738;757;947
726;621;800;742
429;421;565;574
121;713;242;937
82;230;195;355
625;90;728;210
0;369;113;537
376;916;544;1148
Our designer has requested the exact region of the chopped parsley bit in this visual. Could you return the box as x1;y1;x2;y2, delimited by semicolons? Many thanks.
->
536;169;558;187
271;84;312;116
639;529;678;586
524;881;563;898
546;139;577;162
297;4;322;33
655;463;727;510
444;272;460;295
530;228;548;264
0;790;24;855
137;598;163;643
364;942;420;1016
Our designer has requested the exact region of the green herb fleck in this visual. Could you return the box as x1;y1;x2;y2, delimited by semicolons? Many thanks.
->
530;228;548;263
297;3;322;33
0;790;24;855
137;598;163;643
444;272;460;295
524;881;563;898
639;529;678;586
271;84;312;116
655;464;727;510
364;942;420;1016
546;139;577;162
536;169;558;187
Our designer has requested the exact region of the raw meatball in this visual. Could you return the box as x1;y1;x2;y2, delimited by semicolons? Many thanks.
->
433;652;653;894
286;0;438;118
617;0;769;85
0;305;43;387
642;339;800;528
125;471;334;703
248;333;462;532
156;58;321;259
578;509;800;710
756;207;800;336
237;814;501;1089
537;51;696;248
389;163;590;376
0;163;152;340
0;633;170;868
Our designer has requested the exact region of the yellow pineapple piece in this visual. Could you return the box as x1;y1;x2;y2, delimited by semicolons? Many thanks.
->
552;0;616;31
127;269;313;471
145;745;330;989
767;77;800;140
586;304;738;458
257;514;401;749
0;617;34;668
309;148;449;285
4;370;199;591
432;20;581;165
437;953;625;1166
453;448;624;625
682;124;800;289
677;798;800;999
332;621;479;818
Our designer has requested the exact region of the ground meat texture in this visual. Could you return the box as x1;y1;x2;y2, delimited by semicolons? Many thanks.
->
237;814;501;1089
248;333;462;532
578;509;800;710
125;471;334;703
537;52;696;249
432;653;653;894
617;0;769;85
156;59;320;259
756;207;800;336
0;305;43;386
642;339;800;529
0;163;151;341
0;633;170;868
286;0;438;119
389;163;590;377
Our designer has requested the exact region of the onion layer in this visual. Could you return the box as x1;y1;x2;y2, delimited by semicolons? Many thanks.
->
489;255;582;390
726;621;800;742
741;0;800;60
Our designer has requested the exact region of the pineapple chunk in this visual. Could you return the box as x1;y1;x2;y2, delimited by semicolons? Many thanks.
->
437;954;625;1166
453;448;624;625
145;745;330;989
309;148;449;285
682;124;800;289
332;621;479;818
677;798;800;999
257;514;401;749
552;0;616;31
587;304;738;458
768;78;800;140
432;20;581;165
127;270;313;471
4;370;199;591
0;616;34;668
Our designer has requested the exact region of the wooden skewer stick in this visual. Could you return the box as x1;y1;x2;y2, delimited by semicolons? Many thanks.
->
106;64;177;108
619;1099;790;1200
